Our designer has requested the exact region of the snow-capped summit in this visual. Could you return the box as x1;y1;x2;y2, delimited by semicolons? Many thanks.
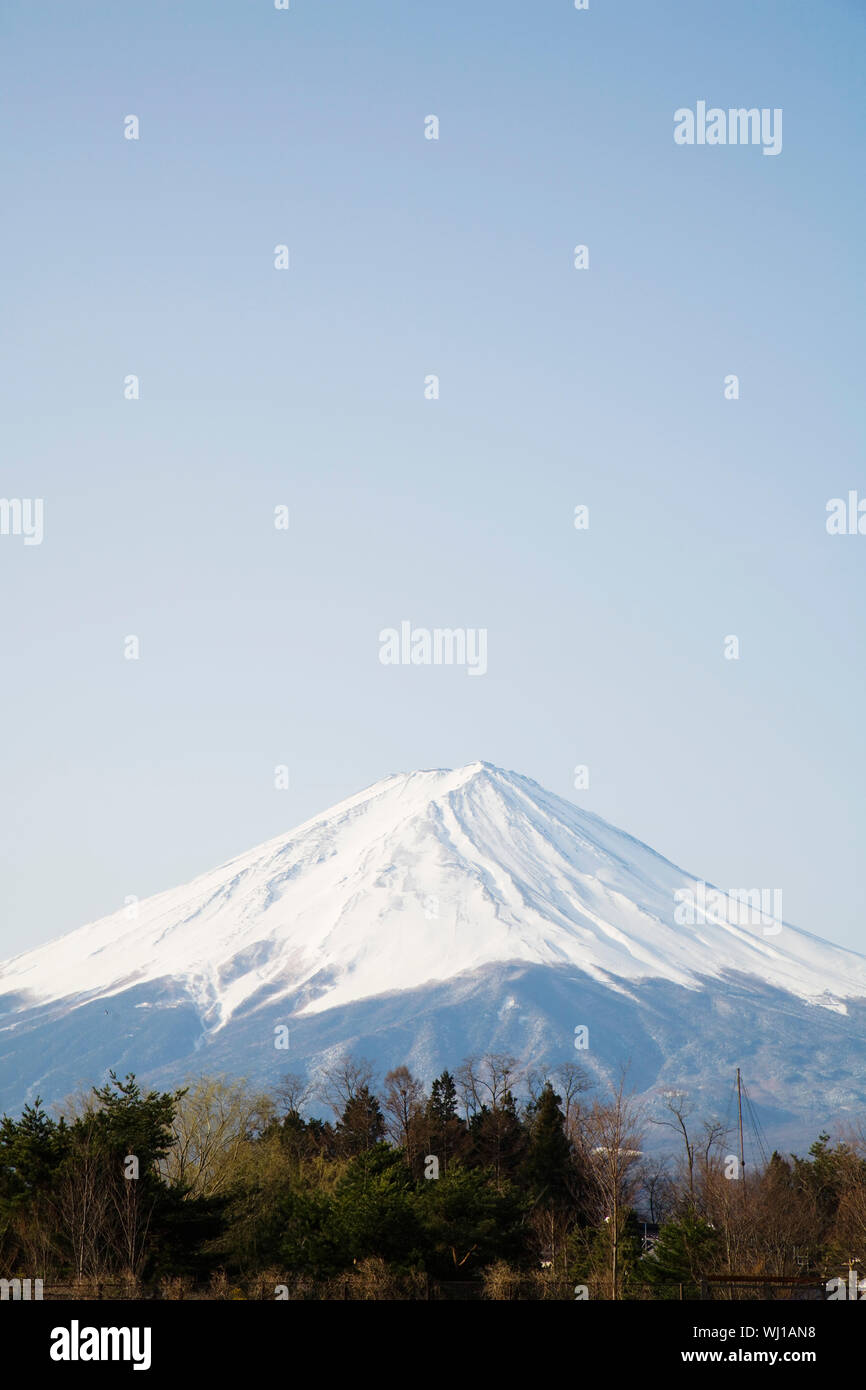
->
2;761;862;1027
2;763;865;1139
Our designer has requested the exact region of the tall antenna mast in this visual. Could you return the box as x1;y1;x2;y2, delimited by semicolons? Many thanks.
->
736;1067;747;1202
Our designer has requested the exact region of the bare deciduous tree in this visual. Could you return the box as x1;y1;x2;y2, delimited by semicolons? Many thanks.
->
554;1061;593;1138
456;1053;519;1121
382;1066;426;1160
319;1054;376;1120
579;1070;645;1299
274;1072;313;1119
161;1076;265;1200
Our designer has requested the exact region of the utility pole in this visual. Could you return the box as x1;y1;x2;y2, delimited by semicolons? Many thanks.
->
736;1068;747;1204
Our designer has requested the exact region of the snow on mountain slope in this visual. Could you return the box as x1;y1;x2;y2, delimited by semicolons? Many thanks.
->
2;761;864;1040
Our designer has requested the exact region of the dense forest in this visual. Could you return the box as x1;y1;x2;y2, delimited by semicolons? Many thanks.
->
1;1056;864;1299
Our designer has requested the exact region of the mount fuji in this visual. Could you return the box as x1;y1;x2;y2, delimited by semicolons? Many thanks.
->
2;762;865;1147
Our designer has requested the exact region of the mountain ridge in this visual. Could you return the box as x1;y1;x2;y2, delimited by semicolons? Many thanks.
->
1;762;865;1141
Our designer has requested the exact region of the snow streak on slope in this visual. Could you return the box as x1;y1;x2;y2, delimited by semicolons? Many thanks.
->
1;762;864;1038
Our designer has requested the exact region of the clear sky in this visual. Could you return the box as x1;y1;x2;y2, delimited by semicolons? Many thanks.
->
1;0;864;960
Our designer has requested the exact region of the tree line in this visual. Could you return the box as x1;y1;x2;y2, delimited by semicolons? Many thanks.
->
1;1056;864;1299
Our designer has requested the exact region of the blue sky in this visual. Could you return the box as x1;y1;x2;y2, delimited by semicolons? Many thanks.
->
1;0;864;958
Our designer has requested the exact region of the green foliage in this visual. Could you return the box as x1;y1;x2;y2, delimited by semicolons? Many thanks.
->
2;1063;863;1297
569;1209;645;1298
793;1133;866;1217
335;1086;385;1157
414;1162;527;1277
88;1072;181;1168
423;1070;467;1174
329;1144;421;1268
0;1099;68;1211
643;1213;722;1298
522;1083;574;1209
467;1093;526;1187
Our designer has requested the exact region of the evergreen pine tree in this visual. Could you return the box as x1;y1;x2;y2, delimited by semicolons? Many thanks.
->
335;1085;385;1157
522;1082;573;1208
425;1071;464;1173
643;1212;721;1298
